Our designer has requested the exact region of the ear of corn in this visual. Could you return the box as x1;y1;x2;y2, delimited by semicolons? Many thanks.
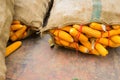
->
95;43;108;56
90;49;100;56
61;26;72;32
50;29;74;42
79;45;89;53
89;22;111;31
10;26;27;41
103;29;120;37
6;41;22;57
112;25;120;30
97;38;116;47
80;41;92;50
111;35;120;44
69;28;88;41
73;25;101;38
11;24;23;31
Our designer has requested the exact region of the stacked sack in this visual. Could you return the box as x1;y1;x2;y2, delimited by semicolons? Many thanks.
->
43;0;120;56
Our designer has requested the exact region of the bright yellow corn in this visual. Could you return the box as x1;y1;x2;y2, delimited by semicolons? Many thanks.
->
6;41;22;57
112;25;120;30
102;29;120;37
69;28;88;41
111;35;120;44
95;43;108;56
61;26;72;32
79;45;89;53
10;26;27;41
89;22;110;31
73;24;101;38
50;29;73;42
54;37;70;46
11;24;23;31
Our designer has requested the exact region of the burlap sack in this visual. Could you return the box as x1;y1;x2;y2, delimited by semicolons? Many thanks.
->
14;0;51;31
0;0;14;80
43;0;120;31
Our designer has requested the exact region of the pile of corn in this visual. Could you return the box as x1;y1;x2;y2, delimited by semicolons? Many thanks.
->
6;20;29;57
49;22;120;56
10;20;29;41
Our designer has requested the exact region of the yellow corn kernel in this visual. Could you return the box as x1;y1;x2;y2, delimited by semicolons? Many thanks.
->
69;28;88;41
73;24;101;38
95;43;108;56
50;29;73;42
111;35;120;44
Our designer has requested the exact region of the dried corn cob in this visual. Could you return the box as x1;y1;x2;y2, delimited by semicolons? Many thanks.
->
11;24;23;31
102;29;120;37
50;29;73;42
69;28;88;41
111;35;120;44
73;24;101;38
95;43;108;56
112;25;120;30
61;26;72;32
10;25;27;41
89;22;111;31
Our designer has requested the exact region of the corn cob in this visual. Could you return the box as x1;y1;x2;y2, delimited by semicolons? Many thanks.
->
79;45;89;53
69;42;89;53
6;41;22;57
112;25;120;30
73;24;101;38
10;25;27;41
102;29;120;37
97;38;118;47
50;29;73;42
61;26;72;32
89;22;111;31
95;43;108;56
111;35;120;44
80;40;100;55
54;37;70;46
11;24;23;31
69;28;88;41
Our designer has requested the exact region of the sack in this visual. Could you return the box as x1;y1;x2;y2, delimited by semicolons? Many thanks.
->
43;0;120;56
44;0;120;31
14;0;51;31
0;0;14;80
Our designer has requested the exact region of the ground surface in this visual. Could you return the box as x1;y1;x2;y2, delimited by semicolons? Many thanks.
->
6;34;120;80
